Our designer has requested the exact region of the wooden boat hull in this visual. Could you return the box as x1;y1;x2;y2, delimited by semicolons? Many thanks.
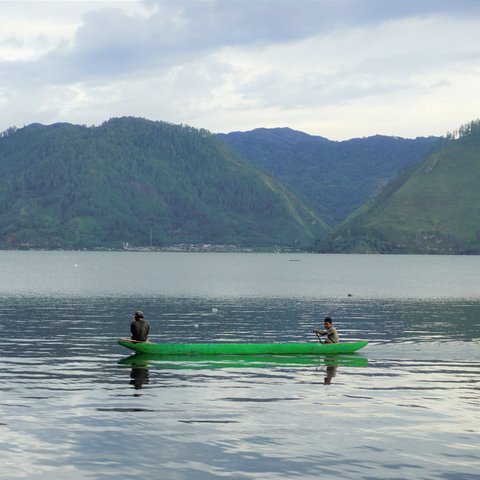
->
117;338;368;355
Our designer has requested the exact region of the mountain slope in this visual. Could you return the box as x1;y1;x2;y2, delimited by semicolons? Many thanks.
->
0;118;328;249
317;120;480;254
220;128;441;225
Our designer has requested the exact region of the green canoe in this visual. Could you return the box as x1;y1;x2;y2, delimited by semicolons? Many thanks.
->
117;338;368;355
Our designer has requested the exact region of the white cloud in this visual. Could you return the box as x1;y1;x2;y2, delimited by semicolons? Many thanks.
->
192;14;480;138
0;0;479;138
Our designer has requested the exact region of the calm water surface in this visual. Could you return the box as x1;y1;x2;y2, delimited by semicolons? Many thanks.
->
0;252;479;479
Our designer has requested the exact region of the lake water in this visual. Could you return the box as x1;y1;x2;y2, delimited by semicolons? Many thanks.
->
0;252;479;479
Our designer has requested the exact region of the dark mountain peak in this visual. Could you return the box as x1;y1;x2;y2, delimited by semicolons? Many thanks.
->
25;122;47;129
100;116;157;128
222;127;330;144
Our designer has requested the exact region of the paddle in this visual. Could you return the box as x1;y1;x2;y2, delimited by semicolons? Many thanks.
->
314;330;324;343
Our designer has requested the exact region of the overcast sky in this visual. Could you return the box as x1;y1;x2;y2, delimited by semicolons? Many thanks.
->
1;0;479;140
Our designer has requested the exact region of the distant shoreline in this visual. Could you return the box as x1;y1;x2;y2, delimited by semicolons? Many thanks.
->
0;244;309;254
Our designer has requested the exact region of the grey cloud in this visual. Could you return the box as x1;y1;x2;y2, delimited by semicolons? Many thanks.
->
144;0;480;51
2;0;480;88
60;0;480;79
145;0;480;42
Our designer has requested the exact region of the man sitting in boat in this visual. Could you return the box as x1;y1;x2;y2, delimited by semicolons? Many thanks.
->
131;310;150;342
313;317;339;343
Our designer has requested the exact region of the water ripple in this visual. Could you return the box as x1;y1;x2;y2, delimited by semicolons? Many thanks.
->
1;294;479;479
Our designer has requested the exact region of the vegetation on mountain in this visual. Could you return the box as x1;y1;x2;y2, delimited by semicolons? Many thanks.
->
220;128;441;226
0;118;328;249
316;119;480;254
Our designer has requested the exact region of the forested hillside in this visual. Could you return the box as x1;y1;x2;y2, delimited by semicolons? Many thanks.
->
316;119;480;254
0;118;328;249
220;128;441;225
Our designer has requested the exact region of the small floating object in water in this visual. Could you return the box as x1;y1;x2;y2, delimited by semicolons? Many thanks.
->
211;307;218;313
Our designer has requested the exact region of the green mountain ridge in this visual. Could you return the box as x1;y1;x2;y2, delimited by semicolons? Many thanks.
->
317;120;480;254
0;117;327;249
220;128;440;225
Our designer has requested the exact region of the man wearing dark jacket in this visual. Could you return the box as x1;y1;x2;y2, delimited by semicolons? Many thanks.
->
131;310;150;342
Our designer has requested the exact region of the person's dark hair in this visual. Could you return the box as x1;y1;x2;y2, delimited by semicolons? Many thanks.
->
324;317;333;324
135;310;144;319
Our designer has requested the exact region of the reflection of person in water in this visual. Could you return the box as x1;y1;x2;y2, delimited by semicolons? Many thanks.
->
130;366;149;390
324;364;338;384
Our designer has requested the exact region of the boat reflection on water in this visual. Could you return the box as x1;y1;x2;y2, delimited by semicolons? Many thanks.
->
118;353;368;387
